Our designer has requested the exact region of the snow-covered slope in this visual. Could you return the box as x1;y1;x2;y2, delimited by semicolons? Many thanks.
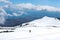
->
22;16;60;27
0;16;60;40
0;27;60;40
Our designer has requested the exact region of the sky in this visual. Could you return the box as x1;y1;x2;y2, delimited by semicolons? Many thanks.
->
8;0;60;7
0;0;60;7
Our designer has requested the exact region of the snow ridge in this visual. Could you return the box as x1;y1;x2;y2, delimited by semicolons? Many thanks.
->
22;16;60;27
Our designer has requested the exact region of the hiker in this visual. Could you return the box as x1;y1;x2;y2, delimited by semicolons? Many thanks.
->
29;30;31;33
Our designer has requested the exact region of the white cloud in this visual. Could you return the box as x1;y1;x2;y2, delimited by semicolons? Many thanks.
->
13;13;18;16
16;3;35;10
0;16;5;24
0;0;12;6
0;0;9;3
35;6;60;11
0;8;7;24
7;14;13;16
0;8;7;16
0;8;26;17
1;3;60;17
0;0;7;2
15;3;60;12
0;3;60;18
12;12;25;16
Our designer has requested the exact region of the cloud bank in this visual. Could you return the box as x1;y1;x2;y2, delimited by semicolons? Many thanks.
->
0;0;7;2
1;3;60;17
0;8;7;24
0;2;60;25
15;3;60;11
0;0;12;6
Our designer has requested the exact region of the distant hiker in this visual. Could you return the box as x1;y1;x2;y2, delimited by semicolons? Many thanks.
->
29;30;31;33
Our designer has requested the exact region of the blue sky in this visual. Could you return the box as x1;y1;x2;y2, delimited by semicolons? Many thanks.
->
8;0;60;7
0;0;60;7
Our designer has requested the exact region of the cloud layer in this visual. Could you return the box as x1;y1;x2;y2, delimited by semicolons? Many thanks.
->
15;3;60;11
0;8;7;24
0;0;7;2
1;3;60;17
0;2;60;25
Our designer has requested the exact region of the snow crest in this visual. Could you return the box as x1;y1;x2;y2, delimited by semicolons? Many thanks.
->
22;16;60;27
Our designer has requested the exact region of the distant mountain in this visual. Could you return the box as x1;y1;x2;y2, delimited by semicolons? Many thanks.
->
22;16;60;27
